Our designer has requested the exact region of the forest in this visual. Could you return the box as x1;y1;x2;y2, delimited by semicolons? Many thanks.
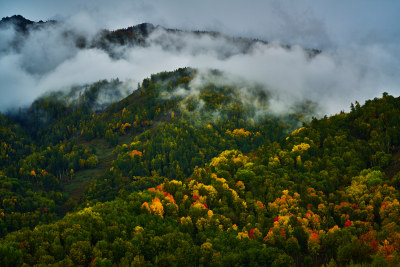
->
1;68;400;266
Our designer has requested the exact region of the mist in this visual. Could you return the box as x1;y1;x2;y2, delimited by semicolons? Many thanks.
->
0;12;399;115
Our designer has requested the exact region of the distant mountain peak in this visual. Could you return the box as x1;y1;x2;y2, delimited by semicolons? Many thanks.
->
0;14;34;32
1;15;33;24
1;14;31;21
0;15;53;32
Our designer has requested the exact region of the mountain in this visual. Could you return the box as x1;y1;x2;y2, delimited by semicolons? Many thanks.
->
0;16;399;267
0;15;35;32
0;15;321;57
0;68;400;266
0;15;54;34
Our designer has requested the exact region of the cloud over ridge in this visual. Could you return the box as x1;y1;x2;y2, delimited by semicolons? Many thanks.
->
0;9;399;115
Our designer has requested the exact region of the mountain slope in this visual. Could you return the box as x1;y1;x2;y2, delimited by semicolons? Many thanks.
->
1;87;400;266
0;67;308;237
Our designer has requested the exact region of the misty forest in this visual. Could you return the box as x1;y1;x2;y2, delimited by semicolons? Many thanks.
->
1;8;400;267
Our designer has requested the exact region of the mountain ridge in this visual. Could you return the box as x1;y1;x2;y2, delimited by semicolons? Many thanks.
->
0;15;321;56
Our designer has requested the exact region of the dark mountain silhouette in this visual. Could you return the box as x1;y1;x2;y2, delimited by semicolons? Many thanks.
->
1;15;321;57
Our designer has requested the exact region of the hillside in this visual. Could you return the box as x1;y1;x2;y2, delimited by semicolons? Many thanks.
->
1;13;400;267
0;67;302;234
0;64;399;266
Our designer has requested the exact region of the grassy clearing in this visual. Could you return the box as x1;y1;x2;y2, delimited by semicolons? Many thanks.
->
61;134;135;203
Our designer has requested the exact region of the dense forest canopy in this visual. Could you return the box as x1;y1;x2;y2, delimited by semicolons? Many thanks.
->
0;66;400;266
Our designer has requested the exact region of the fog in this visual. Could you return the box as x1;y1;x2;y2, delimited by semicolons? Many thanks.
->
0;8;399;115
2;1;399;48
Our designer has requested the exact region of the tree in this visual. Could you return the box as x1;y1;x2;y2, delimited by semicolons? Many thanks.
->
0;242;23;267
271;253;295;267
86;155;99;168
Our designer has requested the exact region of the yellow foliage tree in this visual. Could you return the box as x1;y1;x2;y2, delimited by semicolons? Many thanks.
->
292;143;310;153
150;197;164;218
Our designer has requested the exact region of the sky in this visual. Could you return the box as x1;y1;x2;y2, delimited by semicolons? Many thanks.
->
0;0;399;114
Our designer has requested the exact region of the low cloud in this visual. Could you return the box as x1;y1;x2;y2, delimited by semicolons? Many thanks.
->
0;13;399;116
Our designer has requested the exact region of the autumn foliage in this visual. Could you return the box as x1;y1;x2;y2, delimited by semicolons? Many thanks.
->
1;69;400;266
